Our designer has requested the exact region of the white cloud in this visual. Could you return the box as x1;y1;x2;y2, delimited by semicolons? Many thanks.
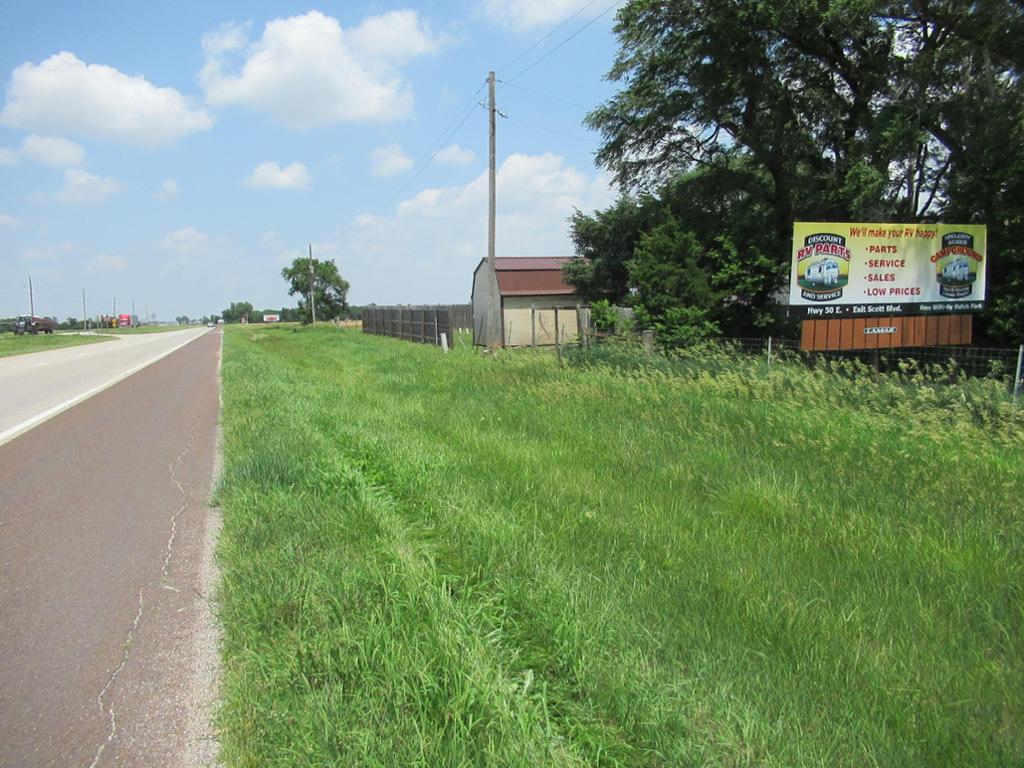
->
478;0;605;31
0;52;212;147
0;148;17;165
52;168;120;204
436;144;476;165
158;226;234;275
370;143;414;177
154;178;181;199
341;152;614;304
200;10;443;128
20;135;86;168
19;242;73;263
242;160;311;189
0;213;19;229
88;252;127;270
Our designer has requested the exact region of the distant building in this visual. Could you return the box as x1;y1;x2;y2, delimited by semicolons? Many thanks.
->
471;257;586;347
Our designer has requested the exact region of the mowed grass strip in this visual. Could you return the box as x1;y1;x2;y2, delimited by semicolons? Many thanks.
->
0;332;111;358
216;325;1023;767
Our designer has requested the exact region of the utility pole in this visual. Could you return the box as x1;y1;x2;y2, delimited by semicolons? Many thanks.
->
486;70;501;347
131;300;135;319
308;243;317;324
28;276;34;318
82;289;87;331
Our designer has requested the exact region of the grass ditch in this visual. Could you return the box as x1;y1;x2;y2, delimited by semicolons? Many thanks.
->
0;332;111;358
216;325;1023;767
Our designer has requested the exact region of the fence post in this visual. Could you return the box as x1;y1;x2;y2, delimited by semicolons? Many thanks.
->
554;308;560;350
1014;343;1023;407
577;303;588;348
767;335;773;370
531;304;536;348
642;329;654;353
434;312;439;346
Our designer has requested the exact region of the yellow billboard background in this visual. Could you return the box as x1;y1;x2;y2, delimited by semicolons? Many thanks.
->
789;222;987;313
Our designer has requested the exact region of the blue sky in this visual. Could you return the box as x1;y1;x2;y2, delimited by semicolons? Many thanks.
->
0;0;622;321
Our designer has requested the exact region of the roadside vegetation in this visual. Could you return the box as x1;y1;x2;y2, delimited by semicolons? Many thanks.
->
217;325;1022;767
0;332;111;358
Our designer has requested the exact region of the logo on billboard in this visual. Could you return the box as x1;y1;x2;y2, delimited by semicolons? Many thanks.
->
932;232;982;299
796;232;851;301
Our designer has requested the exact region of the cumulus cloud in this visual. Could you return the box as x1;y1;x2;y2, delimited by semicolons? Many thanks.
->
242;161;311;189
20;135;85;168
341;152;613;303
154;178;180;199
19;242;73;263
158;226;235;275
52;169;120;203
0;148;17;165
88;252;127;270
436;144;476;165
0;213;19;229
200;10;443;127
0;52;212;147
478;0;606;31
370;144;414;177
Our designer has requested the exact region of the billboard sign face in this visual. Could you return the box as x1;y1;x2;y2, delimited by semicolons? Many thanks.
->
789;222;987;317
263;313;280;323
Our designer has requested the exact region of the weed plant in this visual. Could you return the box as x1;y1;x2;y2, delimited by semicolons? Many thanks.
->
217;325;1023;767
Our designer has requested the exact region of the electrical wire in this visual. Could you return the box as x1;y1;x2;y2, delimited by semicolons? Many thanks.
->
504;114;601;144
500;0;623;87
495;0;605;75
502;82;591;111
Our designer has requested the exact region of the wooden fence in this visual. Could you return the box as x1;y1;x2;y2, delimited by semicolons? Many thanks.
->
362;304;472;346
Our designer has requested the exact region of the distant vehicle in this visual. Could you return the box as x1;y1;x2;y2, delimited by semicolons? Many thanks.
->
805;258;840;286
11;315;56;335
942;257;970;282
117;313;139;328
207;322;215;327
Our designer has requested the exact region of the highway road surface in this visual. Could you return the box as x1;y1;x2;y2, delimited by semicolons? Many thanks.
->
0;327;222;767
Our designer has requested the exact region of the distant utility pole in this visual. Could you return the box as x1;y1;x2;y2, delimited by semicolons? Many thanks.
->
308;243;317;324
82;289;87;331
486;70;501;347
28;276;34;318
131;300;135;318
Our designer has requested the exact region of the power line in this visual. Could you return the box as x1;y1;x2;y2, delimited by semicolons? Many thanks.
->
504;114;601;144
496;0;605;74
501;0;624;87
503;82;591;111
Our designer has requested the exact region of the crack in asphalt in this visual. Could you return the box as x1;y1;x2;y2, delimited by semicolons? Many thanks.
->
87;412;201;767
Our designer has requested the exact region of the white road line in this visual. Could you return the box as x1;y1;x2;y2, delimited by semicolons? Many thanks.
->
0;330;212;448
31;362;48;368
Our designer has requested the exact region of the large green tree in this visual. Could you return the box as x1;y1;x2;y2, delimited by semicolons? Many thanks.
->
583;0;1024;343
281;258;350;323
221;301;254;324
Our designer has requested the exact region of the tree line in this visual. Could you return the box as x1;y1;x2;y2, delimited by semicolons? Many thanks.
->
568;0;1022;345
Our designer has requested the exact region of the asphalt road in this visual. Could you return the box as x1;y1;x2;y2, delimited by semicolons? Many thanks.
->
0;328;222;767
0;327;211;447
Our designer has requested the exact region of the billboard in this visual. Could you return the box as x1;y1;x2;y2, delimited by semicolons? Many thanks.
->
789;222;987;317
263;313;280;323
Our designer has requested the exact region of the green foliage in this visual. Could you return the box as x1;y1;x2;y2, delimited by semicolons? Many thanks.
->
221;301;254;324
587;0;1024;343
281;257;350;322
588;299;619;333
217;326;1023;767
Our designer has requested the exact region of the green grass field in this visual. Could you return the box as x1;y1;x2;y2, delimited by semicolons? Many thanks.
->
217;325;1023;767
0;332;111;358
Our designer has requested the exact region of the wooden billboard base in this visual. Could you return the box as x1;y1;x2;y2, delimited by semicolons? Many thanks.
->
800;315;972;351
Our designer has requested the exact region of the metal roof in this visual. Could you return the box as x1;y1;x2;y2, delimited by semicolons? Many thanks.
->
494;257;576;271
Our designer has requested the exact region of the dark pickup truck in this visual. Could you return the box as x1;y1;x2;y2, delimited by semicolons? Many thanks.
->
11;316;57;335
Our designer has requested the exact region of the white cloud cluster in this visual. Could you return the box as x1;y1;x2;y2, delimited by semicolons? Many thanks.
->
242;161;311;189
20;135;85;168
154;178;181;200
53;169;120;204
88;253;127;271
0;148;17;165
436;144;476;165
343;152;613;303
478;0;606;31
0;213;19;229
200;10;443;128
370;144;414;177
0;52;212;146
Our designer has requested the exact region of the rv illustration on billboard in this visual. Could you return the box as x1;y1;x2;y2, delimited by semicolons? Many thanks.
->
796;232;851;301
932;231;981;299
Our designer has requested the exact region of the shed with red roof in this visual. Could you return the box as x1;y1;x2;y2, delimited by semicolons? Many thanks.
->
471;257;587;347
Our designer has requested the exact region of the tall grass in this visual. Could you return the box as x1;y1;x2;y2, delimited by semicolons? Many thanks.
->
216;325;1023;767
